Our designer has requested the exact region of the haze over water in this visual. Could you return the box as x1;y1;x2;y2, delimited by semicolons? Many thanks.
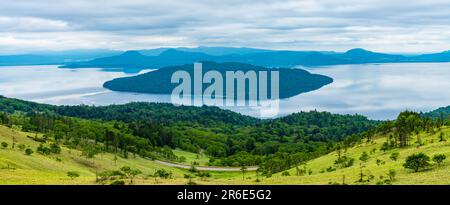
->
1;63;450;120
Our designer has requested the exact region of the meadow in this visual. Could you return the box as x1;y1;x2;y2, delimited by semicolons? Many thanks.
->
1;124;449;185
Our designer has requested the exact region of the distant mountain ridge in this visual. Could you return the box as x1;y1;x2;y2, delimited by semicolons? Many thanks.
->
0;49;122;66
59;47;450;72
3;46;450;69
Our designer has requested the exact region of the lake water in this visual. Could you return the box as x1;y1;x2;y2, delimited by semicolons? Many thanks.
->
1;63;450;120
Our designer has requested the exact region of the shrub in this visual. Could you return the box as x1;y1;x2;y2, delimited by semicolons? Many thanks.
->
154;169;173;179
110;180;125;185
67;171;80;180
326;166;336;172
196;172;211;178
390;152;399;161
1;142;8;149
432;154;446;166
178;156;186;162
359;151;369;162
186;179;197;185
376;159;385;166
96;170;125;184
25;148;33;155
403;153;431;172
387;169;396;181
281;171;290;176
184;174;194;179
18;144;26;151
37;144;52;155
49;143;61;154
334;156;355;168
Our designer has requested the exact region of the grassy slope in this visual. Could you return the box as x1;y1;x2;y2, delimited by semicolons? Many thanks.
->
260;126;450;185
172;149;210;166
1;124;449;185
0;125;246;184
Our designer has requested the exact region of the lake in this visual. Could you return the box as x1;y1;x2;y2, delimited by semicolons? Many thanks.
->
1;63;450;120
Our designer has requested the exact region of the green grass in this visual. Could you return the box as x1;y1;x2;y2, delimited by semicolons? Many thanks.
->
1;124;449;185
0;125;246;185
263;126;450;185
172;149;210;166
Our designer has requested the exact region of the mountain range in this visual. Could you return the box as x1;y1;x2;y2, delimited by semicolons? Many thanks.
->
59;48;450;72
2;47;450;69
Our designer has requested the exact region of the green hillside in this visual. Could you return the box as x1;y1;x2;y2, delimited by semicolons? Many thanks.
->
0;125;246;185
2;123;449;185
0;96;449;185
263;127;450;185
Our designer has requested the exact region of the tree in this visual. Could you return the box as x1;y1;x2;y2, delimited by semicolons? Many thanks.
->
432;154;446;167
1;142;8;149
395;111;421;147
12;135;16;149
120;166;142;184
359;151;369;162
439;132;446;142
336;143;342;160
113;155;118;166
81;145;100;160
240;166;247;181
403;153;431;172
67;171;80;180
255;168;262;182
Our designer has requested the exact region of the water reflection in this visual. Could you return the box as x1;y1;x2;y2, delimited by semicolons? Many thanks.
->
1;63;450;120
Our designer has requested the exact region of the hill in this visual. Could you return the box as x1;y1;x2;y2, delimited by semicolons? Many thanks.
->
0;125;248;185
2;123;449;185
262;127;450;185
0;96;376;175
423;105;450;119
103;61;333;99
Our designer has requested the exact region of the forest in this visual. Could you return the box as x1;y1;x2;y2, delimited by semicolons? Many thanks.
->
1;95;447;175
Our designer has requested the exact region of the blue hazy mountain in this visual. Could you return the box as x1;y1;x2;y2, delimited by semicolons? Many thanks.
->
61;49;350;71
138;46;270;56
409;50;450;62
103;61;333;99
0;49;121;66
61;47;450;72
0;54;61;66
336;48;407;63
5;47;450;68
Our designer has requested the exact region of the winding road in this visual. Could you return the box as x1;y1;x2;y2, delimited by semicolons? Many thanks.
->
154;160;258;172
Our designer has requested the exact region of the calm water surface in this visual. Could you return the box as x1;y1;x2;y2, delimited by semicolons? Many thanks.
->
1;63;450;120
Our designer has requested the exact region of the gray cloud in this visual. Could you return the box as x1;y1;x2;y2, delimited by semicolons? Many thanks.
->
1;0;450;54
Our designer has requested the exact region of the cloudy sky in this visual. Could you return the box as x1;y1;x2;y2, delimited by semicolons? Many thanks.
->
1;0;450;54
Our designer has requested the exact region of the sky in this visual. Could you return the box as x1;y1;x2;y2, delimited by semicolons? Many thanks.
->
1;0;450;54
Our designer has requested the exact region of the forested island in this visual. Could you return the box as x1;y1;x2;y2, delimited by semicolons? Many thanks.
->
103;61;333;99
